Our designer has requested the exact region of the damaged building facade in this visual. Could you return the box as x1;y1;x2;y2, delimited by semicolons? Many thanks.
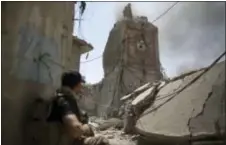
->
2;2;93;145
89;4;163;117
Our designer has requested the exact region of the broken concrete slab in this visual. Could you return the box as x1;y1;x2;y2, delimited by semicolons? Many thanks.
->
120;82;151;101
135;61;225;144
189;78;225;140
122;83;158;134
133;83;151;94
131;86;156;106
120;93;133;102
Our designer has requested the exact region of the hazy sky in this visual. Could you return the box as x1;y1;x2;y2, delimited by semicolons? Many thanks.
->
73;2;225;84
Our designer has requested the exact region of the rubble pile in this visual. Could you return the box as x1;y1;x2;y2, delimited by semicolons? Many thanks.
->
96;129;138;145
88;117;137;145
89;117;123;131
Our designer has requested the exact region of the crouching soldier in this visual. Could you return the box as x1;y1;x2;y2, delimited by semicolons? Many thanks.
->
47;71;109;145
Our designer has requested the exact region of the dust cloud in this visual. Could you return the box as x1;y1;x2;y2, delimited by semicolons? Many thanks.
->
159;2;225;75
113;2;225;77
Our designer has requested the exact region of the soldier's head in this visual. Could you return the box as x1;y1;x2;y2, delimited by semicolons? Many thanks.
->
61;70;85;93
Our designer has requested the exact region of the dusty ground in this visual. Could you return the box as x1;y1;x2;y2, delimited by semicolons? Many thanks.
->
95;128;137;145
89;117;138;145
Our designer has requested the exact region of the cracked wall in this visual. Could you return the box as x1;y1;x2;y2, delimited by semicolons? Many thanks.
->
189;81;225;140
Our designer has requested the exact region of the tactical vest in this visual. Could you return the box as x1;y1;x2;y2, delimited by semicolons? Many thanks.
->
25;87;87;145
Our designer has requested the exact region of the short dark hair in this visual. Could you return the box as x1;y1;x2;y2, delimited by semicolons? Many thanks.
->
61;71;85;88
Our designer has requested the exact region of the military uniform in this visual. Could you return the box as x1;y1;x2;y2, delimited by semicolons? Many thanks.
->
47;87;109;145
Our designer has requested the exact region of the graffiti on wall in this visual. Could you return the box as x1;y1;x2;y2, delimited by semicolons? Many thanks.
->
11;24;62;86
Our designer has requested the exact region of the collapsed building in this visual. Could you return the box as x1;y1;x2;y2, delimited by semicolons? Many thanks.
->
82;4;163;117
84;3;226;145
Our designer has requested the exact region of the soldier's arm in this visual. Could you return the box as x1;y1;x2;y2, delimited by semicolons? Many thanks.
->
62;113;84;138
57;97;84;138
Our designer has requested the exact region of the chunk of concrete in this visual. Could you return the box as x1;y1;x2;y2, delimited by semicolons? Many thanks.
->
135;61;225;144
120;82;151;101
120;93;133;102
133;83;151;94
131;86;156;106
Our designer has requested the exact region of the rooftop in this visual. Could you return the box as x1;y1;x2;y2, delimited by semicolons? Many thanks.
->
72;36;93;54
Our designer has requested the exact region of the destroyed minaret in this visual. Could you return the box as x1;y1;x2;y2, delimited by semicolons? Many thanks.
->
123;3;133;20
96;3;163;117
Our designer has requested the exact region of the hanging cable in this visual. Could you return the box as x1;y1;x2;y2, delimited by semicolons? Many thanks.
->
151;2;179;23
80;55;102;63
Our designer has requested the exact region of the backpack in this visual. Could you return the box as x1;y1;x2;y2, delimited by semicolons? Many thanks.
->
33;98;53;121
24;97;74;145
25;89;89;145
46;88;89;124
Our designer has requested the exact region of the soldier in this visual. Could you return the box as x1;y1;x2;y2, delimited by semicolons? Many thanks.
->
47;70;109;145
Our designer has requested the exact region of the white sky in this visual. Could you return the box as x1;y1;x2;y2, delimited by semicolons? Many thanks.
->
73;2;225;84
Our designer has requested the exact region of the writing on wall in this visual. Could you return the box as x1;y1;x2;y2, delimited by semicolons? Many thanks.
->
11;24;62;86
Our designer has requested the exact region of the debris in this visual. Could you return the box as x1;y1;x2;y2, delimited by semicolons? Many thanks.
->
131;86;156;107
120;82;151;102
89;117;123;131
135;61;225;144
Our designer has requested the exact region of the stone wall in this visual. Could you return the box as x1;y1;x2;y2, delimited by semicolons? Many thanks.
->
1;2;75;145
71;46;81;71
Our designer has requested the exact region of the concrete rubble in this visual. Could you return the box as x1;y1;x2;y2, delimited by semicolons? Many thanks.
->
88;117;137;145
96;129;138;145
85;60;225;145
116;60;225;144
